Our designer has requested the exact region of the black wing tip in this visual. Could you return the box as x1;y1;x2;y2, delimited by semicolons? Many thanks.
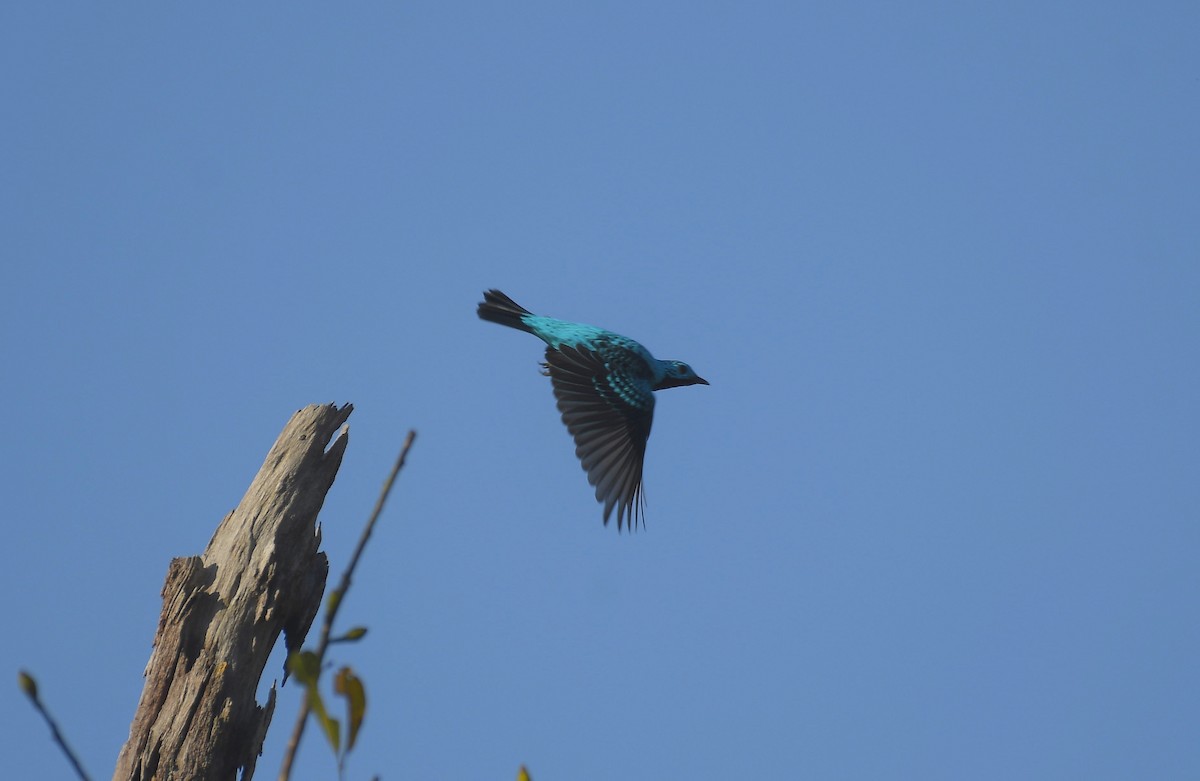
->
601;495;646;533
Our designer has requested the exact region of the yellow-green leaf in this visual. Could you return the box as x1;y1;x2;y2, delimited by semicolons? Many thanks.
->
334;666;366;753
18;670;38;702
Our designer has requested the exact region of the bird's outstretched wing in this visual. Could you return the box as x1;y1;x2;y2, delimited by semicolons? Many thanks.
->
545;344;654;530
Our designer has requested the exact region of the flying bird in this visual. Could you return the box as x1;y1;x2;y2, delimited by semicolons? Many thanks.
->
477;289;708;530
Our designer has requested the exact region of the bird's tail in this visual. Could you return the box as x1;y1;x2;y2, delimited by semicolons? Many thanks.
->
477;289;535;333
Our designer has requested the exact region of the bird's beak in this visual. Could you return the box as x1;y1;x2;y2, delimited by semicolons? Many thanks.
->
696;376;710;386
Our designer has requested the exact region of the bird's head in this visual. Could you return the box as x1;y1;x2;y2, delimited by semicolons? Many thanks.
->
654;360;709;390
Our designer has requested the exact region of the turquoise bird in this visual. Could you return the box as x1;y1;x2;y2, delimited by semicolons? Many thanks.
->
477;289;708;530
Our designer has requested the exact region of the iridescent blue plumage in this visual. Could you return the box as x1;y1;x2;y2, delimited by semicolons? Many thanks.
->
477;289;708;531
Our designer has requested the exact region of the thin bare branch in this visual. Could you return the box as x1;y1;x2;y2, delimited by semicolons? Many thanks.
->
277;430;418;781
19;670;93;781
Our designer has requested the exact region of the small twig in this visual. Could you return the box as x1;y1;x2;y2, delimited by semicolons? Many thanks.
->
277;430;417;781
18;671;93;781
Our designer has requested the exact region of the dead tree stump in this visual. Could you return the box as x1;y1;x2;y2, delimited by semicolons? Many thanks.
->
113;404;352;781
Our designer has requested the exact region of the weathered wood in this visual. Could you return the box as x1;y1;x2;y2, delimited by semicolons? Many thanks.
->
114;404;352;781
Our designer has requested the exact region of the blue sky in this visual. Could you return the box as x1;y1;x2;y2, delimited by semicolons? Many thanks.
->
4;3;1198;779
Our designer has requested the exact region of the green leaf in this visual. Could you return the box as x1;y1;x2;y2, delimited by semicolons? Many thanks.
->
307;683;341;755
286;651;321;686
286;651;342;756
317;710;341;755
331;626;369;644
334;667;367;753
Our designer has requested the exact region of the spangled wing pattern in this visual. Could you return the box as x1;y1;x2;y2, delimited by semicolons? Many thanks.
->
545;344;654;530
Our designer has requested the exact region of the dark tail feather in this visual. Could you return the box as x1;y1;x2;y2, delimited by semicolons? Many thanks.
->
477;289;535;333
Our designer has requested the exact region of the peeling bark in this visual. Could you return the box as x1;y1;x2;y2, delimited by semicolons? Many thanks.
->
113;404;351;781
